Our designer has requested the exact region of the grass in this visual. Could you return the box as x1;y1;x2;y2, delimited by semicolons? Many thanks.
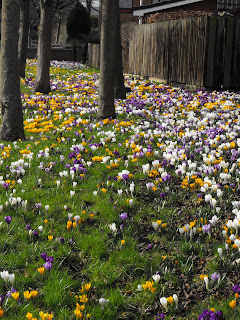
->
0;59;239;319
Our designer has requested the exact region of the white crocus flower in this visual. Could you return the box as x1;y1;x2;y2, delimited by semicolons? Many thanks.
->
137;284;143;291
209;215;219;226
99;298;109;310
70;190;75;198
0;270;9;282
152;222;159;231
173;294;178;308
218;248;223;258
109;223;117;234
129;199;134;206
74;215;80;223
160;297;168;312
8;273;15;284
152;274;160;283
118;189;123;197
204;276;209;290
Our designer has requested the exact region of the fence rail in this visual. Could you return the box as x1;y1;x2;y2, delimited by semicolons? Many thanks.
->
88;15;240;90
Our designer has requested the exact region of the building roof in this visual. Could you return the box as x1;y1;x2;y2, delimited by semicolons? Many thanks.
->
133;0;240;17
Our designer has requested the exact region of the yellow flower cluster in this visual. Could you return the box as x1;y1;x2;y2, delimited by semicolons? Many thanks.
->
24;290;38;300
39;311;54;320
74;284;91;319
142;281;156;294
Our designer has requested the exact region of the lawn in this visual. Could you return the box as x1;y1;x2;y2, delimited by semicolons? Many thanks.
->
0;59;240;319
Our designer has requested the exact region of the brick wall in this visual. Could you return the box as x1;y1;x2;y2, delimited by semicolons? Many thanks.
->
120;10;134;23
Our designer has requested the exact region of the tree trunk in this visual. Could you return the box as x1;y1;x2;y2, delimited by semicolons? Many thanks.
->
97;0;117;120
0;0;25;141
34;0;55;94
114;1;126;100
18;0;30;78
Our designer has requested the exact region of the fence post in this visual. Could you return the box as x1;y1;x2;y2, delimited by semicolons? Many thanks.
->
204;15;217;88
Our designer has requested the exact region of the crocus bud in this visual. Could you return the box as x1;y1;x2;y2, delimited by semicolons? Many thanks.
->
204;276;209;290
160;297;168;312
173;294;178;308
218;248;223;258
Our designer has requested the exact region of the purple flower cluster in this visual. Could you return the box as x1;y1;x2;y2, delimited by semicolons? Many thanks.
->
198;309;224;320
41;252;53;271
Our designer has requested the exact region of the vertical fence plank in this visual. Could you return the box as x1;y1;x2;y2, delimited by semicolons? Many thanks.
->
231;18;240;89
223;17;234;89
204;15;217;88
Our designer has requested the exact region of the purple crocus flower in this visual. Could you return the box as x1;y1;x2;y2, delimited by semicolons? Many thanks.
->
4;216;12;225
0;294;4;305
160;192;165;199
202;224;211;234
6;288;17;297
232;284;240;293
155;314;165;320
40;252;47;261
215;310;224;319
211;272;220;281
3;182;9;189
59;237;65;244
35;203;42;209
32;230;39;237
25;224;31;231
119;212;128;221
43;262;52;271
46;256;53;263
122;174;129;181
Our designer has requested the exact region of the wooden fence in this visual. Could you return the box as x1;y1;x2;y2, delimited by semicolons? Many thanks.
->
88;44;100;69
88;15;240;89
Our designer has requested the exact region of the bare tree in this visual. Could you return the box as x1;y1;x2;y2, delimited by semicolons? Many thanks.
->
18;0;30;78
54;0;76;44
34;0;55;94
97;0;117;119
0;0;25;141
114;1;126;99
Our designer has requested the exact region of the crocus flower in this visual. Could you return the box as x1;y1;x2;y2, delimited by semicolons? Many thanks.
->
232;284;240;293
40;253;47;261
152;274;160;283
218;248;223;258
160;297;168;312
202;224;211;234
211;272;220;281
43;262;52;271
4;216;12;225
155;314;165;320
119;212;128;221
35;203;42;209
99;297;109;310
32;230;39;237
